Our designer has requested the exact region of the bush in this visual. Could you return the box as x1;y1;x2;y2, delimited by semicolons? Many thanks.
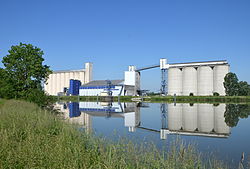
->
213;92;220;96
24;89;55;108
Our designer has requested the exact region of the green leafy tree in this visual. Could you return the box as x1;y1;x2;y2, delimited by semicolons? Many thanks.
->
223;72;239;96
0;68;15;98
238;81;250;96
1;43;52;100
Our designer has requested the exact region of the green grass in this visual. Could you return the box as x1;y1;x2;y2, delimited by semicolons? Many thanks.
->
0;100;228;168
0;99;5;108
57;95;250;103
149;95;250;104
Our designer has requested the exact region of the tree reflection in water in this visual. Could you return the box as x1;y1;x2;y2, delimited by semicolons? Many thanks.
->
224;104;250;127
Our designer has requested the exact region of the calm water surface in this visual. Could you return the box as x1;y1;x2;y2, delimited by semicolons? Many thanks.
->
55;101;250;167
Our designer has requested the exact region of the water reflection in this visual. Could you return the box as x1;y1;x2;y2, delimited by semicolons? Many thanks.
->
54;102;241;140
224;104;250;127
163;104;230;140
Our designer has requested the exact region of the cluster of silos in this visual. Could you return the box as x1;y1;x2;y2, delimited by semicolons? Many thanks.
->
168;65;229;96
167;103;230;134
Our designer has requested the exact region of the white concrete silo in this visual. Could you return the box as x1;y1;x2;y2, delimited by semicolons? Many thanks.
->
168;103;183;130
182;67;198;96
197;66;214;95
56;73;61;95
59;73;64;93
214;104;230;134
52;74;56;95
69;72;74;81
168;68;183;95
198;104;214;132
65;72;70;88
182;104;198;131
213;65;229;96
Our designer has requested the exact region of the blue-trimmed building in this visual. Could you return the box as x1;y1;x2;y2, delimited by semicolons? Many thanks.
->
79;80;136;96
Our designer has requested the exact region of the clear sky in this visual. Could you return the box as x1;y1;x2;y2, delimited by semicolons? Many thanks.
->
0;0;249;92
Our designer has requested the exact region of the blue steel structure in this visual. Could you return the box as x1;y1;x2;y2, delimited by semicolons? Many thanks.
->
161;69;167;96
105;80;113;96
135;63;167;95
69;79;81;95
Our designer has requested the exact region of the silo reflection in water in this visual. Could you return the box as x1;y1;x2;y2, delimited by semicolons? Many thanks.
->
168;103;183;130
182;104;198;131
214;104;230;134
198;104;214;132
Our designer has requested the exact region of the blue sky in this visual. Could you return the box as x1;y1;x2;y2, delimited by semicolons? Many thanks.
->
0;0;249;92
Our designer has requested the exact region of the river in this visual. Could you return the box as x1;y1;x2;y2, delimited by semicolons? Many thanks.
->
55;101;250;168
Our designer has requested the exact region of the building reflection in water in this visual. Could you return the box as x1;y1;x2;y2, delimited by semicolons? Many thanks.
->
55;102;230;140
162;103;230;140
78;102;141;133
54;102;92;133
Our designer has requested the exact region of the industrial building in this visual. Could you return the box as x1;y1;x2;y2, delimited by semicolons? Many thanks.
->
164;60;230;96
113;59;230;96
46;59;229;96
79;80;124;96
44;62;92;95
79;66;140;96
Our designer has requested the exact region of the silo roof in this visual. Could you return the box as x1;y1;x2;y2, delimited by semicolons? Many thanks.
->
82;80;124;87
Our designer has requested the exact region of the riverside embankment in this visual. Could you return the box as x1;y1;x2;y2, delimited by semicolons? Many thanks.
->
0;99;228;168
57;95;250;104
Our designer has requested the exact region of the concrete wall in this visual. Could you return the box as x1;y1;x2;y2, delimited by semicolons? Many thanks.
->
44;62;93;96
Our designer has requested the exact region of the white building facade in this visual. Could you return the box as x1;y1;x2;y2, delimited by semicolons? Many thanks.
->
79;80;125;96
44;62;93;95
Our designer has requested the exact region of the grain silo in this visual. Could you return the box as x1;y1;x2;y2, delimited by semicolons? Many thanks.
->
44;62;93;96
182;67;198;96
198;104;214;132
214;104;230;134
197;66;214;96
168;68;183;95
213;65;229;96
168;103;183;130
182;104;198;131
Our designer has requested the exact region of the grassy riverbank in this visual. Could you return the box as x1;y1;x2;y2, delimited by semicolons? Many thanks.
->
0;100;228;168
0;99;4;106
57;95;250;103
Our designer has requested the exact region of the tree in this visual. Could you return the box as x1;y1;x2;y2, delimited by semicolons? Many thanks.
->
1;43;52;99
238;81;250;96
224;72;239;96
0;68;15;98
